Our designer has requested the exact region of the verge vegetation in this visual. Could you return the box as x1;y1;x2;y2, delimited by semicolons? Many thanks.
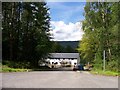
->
78;2;119;76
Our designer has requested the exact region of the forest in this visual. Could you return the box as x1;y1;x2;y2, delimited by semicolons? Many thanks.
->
78;2;119;72
2;2;79;69
2;2;53;68
2;2;119;73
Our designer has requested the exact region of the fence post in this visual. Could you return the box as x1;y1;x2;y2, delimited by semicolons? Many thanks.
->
103;50;105;71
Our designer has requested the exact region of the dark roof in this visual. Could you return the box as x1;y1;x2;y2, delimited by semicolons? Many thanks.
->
49;53;79;59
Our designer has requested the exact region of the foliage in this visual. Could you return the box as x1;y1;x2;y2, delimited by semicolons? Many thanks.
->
90;69;118;76
78;2;119;72
2;2;52;68
51;41;76;53
2;60;30;69
0;63;2;72
65;45;74;53
2;65;31;72
51;42;65;53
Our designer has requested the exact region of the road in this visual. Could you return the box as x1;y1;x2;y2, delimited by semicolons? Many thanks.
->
2;71;118;88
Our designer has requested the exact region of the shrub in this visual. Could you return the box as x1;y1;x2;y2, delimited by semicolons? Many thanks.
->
106;59;118;72
2;60;31;69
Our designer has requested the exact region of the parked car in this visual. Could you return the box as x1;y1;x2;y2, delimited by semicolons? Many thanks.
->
78;64;84;70
73;64;84;71
83;64;93;71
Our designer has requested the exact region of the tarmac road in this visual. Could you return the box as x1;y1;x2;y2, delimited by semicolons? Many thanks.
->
2;71;118;88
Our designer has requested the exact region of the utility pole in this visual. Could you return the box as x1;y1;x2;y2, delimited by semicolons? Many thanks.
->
103;50;105;71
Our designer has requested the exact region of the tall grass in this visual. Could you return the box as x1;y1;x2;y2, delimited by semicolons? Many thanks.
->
90;69;119;76
2;65;31;72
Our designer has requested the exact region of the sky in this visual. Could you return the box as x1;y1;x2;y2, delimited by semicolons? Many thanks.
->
47;2;86;41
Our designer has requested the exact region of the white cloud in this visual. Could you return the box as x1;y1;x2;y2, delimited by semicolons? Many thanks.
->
50;21;84;41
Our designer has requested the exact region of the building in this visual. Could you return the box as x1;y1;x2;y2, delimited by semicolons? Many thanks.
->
46;53;80;68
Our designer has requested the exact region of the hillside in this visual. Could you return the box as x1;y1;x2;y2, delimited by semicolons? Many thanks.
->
56;41;79;49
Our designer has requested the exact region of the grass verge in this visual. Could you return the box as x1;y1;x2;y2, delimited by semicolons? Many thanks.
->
1;65;32;72
90;69;119;76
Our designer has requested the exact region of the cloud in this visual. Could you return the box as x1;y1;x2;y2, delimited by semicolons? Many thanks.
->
50;21;84;41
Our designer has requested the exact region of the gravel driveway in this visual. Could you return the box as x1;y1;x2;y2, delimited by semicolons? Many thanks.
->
2;71;118;88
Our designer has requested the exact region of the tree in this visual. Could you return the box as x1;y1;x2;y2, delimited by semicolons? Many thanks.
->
65;45;74;53
51;42;65;53
78;2;119;71
2;2;22;61
2;2;53;68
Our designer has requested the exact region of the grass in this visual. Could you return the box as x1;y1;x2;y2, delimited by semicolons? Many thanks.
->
1;65;53;72
0;63;2;72
90;69;119;76
1;65;32;72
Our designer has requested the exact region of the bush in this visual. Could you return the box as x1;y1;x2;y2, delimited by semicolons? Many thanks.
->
2;65;31;72
93;53;103;70
0;63;2;72
106;59;118;72
91;69;118;76
2;60;30;69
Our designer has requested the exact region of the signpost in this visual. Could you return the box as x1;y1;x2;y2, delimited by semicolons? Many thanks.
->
103;50;105;71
